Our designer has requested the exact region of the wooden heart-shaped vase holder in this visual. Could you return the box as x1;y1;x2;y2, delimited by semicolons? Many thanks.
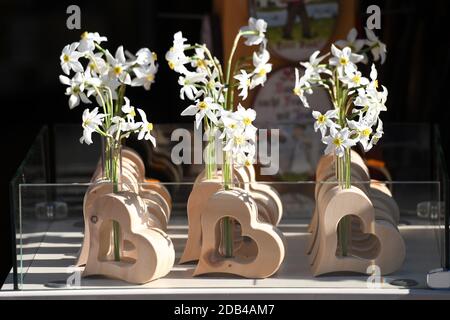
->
180;165;285;278
307;151;405;276
194;188;285;278
78;147;175;284
180;165;283;264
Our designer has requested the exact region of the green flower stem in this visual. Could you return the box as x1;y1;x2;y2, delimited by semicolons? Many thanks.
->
116;84;126;115
333;68;352;257
224;30;255;111
104;137;121;262
204;119;216;180
222;150;233;257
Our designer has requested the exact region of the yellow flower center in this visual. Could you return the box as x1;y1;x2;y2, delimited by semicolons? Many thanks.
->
197;59;206;68
234;136;244;145
198;101;208;110
258;69;267;77
246;79;251;87
146;74;155;82
333;138;343;146
293;87;301;96
114;66;122;75
230;123;237;129
352;74;361;84
362;128;371;137
147;123;153;131
245;159;252;167
374;79;379;89
339;57;349;65
83;119;90;127
317;115;326;124
152;52;157;61
130;108;136;118
168;61;175;70
63;54;70;62
243;117;252;126
81;31;88;39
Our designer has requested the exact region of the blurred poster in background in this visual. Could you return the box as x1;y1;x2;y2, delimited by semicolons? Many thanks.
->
250;0;339;61
253;67;331;180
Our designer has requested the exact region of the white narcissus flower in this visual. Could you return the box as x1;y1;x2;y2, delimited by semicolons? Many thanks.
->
87;52;108;77
135;48;157;66
78;32;107;53
98;74;120;101
106;46;132;85
180;97;220;129
165;47;189;74
367;85;388;123
59;73;91;109
223;127;254;155
191;47;211;71
365;28;387;64
370;119;383;146
312;109;339;137
80;107;105;145
329;45;364;75
173;31;187;51
165;31;189;74
132;64;158;90
60;42;84;75
322;127;356;157
108;115;141;136
233;104;257;138
178;71;207;100
234;150;256;168
240;17;267;46
368;63;379;91
205;68;224;102
219;110;244;139
293;68;313;108
121;97;136;122
335;28;365;52
234;70;252;100
300;50;332;78
340;66;369;89
348;119;373;151
251;49;272;88
136;108;156;147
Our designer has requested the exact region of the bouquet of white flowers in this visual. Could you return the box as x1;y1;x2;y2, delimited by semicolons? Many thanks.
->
166;18;270;174
59;31;159;261
166;18;271;257
293;28;388;256
59;31;158;148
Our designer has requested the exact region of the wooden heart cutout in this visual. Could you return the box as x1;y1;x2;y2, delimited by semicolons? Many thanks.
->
180;166;284;264
308;151;370;234
83;191;175;284
194;189;285;278
179;176;223;264
235;166;283;225
76;182;113;266
307;170;370;256
76;148;172;267
309;186;405;276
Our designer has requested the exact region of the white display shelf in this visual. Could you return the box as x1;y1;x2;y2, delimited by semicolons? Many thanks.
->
2;217;449;300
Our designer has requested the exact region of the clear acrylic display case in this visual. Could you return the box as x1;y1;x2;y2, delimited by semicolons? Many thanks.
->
3;123;449;298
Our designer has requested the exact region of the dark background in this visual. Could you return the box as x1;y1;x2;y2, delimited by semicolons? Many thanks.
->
0;0;449;285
